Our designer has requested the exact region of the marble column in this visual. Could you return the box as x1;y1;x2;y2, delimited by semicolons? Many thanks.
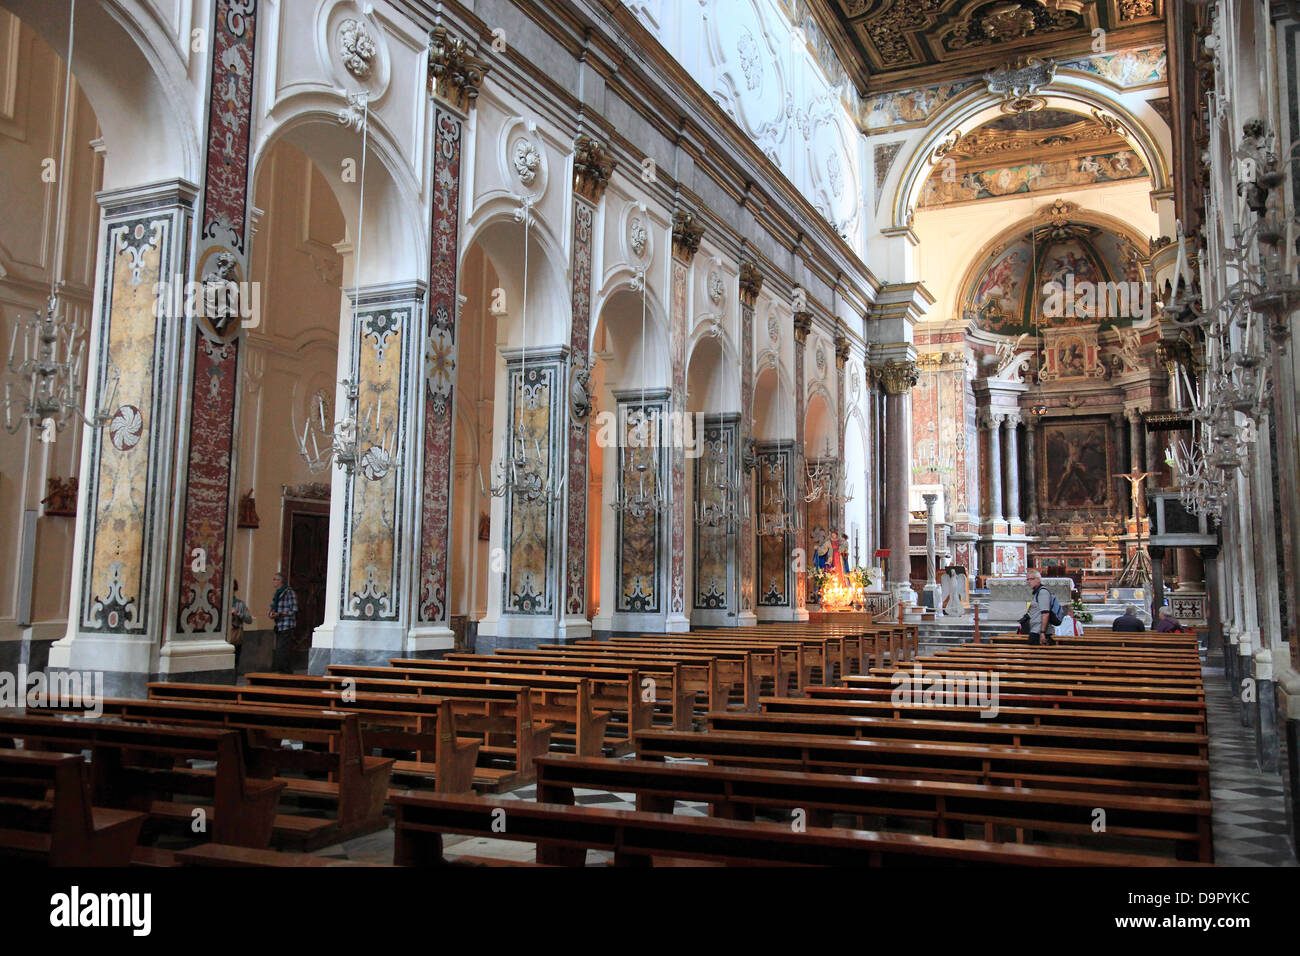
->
1111;413;1129;517
561;135;613;641
738;261;763;623
982;409;1004;525
692;415;739;625
1003;412;1021;523
835;331;851;532
414;30;489;647
1024;416;1040;525
1202;545;1222;661
312;283;428;672
1149;545;1166;622
923;492;939;609
170;0;262;675
50;182;199;697
667;211;705;631
882;359;919;593
793;311;812;616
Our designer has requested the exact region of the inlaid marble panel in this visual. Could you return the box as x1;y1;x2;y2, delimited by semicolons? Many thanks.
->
693;416;737;611
616;395;668;614
502;354;562;615
82;209;183;634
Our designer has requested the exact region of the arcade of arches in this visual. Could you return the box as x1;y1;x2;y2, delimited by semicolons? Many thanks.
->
1;0;1299;869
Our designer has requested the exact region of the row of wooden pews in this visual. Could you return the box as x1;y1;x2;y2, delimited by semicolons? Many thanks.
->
1;621;1210;866
388;625;1211;866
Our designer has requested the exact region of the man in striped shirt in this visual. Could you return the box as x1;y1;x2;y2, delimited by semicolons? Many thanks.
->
269;571;298;673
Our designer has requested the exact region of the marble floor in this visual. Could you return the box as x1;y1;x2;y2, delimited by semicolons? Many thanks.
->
1204;666;1298;866
314;668;1300;866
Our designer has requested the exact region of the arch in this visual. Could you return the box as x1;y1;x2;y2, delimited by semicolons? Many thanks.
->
803;392;834;458
888;76;1171;232
753;360;792;441
592;275;672;391
252;103;426;287
685;328;739;414
460;209;569;350
1;0;201;188
952;209;1154;337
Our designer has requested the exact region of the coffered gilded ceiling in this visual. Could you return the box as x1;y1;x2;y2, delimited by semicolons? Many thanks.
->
814;0;1165;92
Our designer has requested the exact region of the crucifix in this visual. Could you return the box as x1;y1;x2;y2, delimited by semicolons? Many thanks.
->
1113;470;1158;591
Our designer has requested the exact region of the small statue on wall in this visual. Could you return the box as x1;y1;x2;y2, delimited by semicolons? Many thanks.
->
41;477;77;517
569;353;593;425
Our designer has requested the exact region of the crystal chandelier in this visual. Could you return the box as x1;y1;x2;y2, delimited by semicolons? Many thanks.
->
1160;121;1299;518
2;0;116;439
296;88;400;481
694;436;749;532
4;295;117;436
758;455;802;534
803;438;851;507
480;196;563;504
609;269;666;518
298;378;400;480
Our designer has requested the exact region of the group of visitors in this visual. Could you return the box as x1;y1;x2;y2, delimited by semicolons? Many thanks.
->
1023;570;1191;645
225;570;300;673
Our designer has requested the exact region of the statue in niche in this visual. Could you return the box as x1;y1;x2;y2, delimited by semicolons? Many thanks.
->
199;251;241;339
569;354;592;425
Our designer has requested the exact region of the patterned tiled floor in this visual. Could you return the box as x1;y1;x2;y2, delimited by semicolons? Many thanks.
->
1205;666;1297;866
315;671;1300;866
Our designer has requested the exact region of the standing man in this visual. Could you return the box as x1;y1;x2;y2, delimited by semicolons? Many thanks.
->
268;571;299;673
1025;569;1057;646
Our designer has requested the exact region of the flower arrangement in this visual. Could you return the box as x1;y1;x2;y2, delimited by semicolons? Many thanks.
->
1071;594;1094;624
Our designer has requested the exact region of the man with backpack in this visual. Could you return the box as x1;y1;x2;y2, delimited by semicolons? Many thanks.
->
1025;569;1062;646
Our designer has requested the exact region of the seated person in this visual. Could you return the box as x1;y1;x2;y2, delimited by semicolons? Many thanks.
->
1154;607;1189;633
1111;604;1146;632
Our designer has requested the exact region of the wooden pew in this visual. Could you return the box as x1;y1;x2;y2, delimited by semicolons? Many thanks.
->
477;649;740;719
839;674;1206;706
440;653;698;730
611;635;807;694
632;728;1210;799
0;714;283;848
989;634;1201;651
147;681;550;792
51;697;399;840
760;694;1208;735
390;791;1200;867
376;658;654;748
0;749;147;866
248;670;612;758
557;641;769;704
867;663;1205;689
707;710;1209;759
533;754;1213;862
805;683;1208;718
676;631;840;685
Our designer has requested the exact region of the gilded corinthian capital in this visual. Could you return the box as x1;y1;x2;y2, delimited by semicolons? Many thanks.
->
573;135;614;203
671;210;705;263
428;26;489;113
738;260;763;307
880;359;919;395
792;311;813;346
